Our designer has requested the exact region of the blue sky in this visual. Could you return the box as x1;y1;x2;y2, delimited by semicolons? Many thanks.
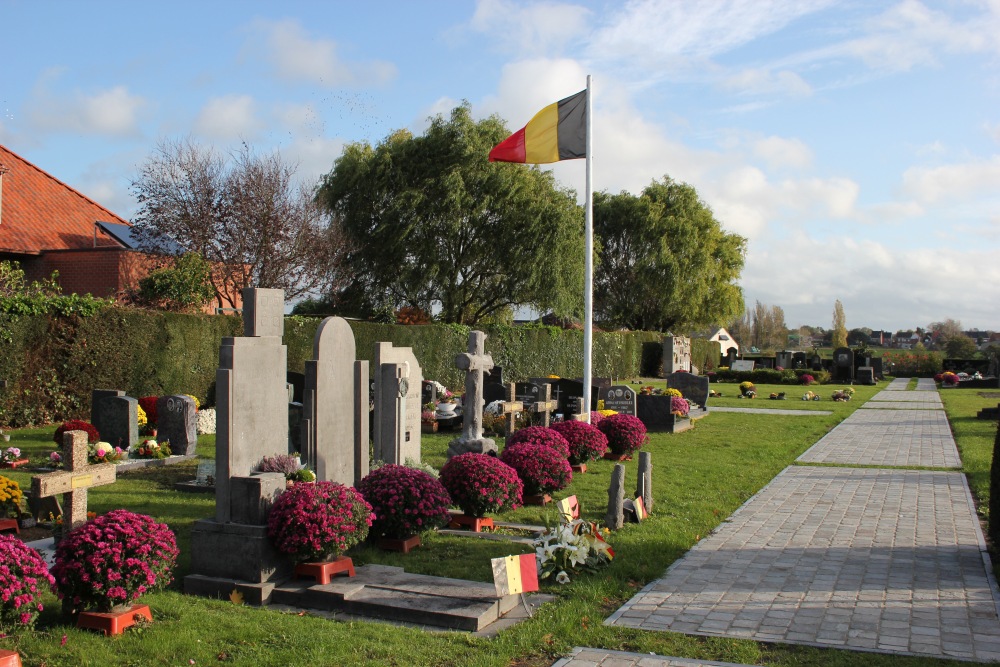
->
3;0;999;332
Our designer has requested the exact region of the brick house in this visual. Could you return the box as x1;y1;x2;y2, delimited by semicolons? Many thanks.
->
0;144;238;310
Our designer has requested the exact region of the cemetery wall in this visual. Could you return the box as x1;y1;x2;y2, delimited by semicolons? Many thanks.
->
0;311;720;427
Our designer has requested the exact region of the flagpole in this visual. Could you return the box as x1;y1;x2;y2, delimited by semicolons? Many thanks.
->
583;74;593;423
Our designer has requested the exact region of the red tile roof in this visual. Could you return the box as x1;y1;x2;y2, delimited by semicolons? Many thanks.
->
0;144;128;255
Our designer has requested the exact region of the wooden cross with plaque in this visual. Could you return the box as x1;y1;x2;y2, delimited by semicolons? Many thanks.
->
31;430;116;534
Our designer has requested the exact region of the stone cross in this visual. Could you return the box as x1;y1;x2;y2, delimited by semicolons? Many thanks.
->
31;430;116;534
446;330;497;458
501;383;524;440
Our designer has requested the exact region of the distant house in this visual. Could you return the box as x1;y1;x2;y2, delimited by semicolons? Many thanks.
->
707;326;739;355
869;330;892;346
0;144;236;311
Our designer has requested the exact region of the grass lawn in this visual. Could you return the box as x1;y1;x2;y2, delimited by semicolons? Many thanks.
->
0;380;979;666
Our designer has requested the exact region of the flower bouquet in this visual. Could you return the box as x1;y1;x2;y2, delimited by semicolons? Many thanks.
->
88;441;126;465
52;510;178;619
358;465;451;547
0;535;55;632
0;446;27;468
534;519;614;585
439;453;522;526
505;426;571;459
131;439;172;459
550;420;608;471
0;476;22;519
597;413;648;460
267;481;372;563
499;443;572;503
138;396;159;435
256;453;314;484
739;381;756;397
670;396;690;417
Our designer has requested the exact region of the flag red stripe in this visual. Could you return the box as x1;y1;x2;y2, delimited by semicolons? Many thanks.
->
488;127;527;163
518;553;539;592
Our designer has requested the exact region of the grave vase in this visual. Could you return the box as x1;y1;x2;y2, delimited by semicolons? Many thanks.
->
522;493;552;506
76;603;152;636
571;463;587;474
294;556;355;584
435;402;457;419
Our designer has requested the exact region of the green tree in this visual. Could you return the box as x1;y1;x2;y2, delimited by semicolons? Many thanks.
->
941;333;978;358
316;103;585;324
134;253;216;312
593;178;746;331
831;300;848;348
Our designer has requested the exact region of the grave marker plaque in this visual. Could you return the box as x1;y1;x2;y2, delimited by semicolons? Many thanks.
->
603;385;637;416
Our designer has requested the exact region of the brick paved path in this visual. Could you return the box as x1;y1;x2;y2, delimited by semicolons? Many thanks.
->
796;409;960;468
551;648;755;667
598;379;1000;663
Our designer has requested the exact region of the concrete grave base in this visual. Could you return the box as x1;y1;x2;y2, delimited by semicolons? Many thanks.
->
114;454;197;473
188;519;292;584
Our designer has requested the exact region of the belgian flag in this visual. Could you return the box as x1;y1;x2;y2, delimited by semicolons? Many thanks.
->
489;90;587;164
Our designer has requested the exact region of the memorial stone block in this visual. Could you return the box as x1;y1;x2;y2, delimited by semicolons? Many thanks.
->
662;335;691;375
667;372;710;408
156;394;197;456
99;395;138;449
604;385;637;416
373;342;422;464
91;389;124;438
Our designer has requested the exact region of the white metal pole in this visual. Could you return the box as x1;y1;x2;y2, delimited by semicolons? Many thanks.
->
583;75;593;423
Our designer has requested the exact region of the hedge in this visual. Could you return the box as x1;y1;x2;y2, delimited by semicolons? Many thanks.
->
710;368;832;385
0;310;719;428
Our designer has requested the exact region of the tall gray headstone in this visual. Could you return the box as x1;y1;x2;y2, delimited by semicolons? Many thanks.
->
215;288;288;524
636;451;653;512
604;385;637;416
606;464;625;530
301;317;368;485
375;362;411;465
100;395;138;449
372;342;422;464
91;389;124;437
156;394;197;456
447;331;497;458
662;335;691;375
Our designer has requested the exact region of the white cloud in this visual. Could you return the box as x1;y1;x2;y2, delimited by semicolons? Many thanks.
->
752;135;813;170
250;19;396;87
194;95;262;141
722;68;812;97
467;0;592;55
28;83;146;137
901;156;1000;204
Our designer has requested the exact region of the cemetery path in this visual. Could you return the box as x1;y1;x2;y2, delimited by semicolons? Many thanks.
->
551;647;756;667
598;378;1000;663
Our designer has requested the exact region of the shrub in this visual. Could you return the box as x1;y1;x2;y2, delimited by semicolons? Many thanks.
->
52;420;99;446
52;510;178;613
256;453;303;479
138;396;159;426
500;443;572;496
267;481;372;562
0;476;21;519
598;413;648;458
550;420;608;465
800;374;815;385
504;426;570;459
439;453;523;517
0;535;55;631
134;252;215;313
670;396;690;417
941;372;959;386
357;465;451;539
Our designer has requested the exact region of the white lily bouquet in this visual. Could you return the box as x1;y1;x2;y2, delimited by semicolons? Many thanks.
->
534;519;614;584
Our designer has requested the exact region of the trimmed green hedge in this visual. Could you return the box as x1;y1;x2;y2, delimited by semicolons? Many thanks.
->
0;310;716;428
711;368;832;385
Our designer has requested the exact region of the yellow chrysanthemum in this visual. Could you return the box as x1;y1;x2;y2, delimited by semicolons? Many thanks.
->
137;404;148;427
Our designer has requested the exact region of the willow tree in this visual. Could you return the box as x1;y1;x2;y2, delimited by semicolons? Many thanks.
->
593;177;746;331
316;103;585;324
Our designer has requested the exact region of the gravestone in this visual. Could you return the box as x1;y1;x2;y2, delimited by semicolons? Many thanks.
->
662;336;691;375
375;362;412;464
856;366;876;385
373;342;422;464
156;394;197;456
31;430;116;534
485;366;504;386
731;359;755;372
635;452;652;512
604;385;637;416
775;351;793;370
483;382;507;406
97;395;139;449
532;378;598;415
447;331;496;458
301;317;370;485
605;464;625;530
792;352;807;369
666;372;710;409
870;357;884;380
810;353;823;371
421;381;438;406
90;389;124;438
214;287;288;524
725;347;738;368
832;347;854;384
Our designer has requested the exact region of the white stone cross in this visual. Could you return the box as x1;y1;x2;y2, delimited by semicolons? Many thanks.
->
31;430;116;534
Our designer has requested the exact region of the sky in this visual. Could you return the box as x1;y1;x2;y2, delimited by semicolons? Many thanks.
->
2;0;999;333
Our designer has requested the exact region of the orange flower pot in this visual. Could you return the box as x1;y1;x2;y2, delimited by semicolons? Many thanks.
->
77;604;152;636
294;556;355;584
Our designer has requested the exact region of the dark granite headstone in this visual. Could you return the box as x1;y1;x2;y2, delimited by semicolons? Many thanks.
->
91;389;125;440
725;348;738;368
775;351;793;369
856;367;876;385
483;382;507;406
156;394;198;456
485;366;503;386
792;352;807;369
810;354;823;371
666;372;710;408
604;385;637;415
98;395;138;449
870;357;884;379
833;347;854;383
421;380;437;406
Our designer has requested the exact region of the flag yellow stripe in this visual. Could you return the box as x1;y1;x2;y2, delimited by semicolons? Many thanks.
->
504;555;523;594
523;102;560;164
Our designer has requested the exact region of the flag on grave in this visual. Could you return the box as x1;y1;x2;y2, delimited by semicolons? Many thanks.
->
489;90;587;164
491;553;539;596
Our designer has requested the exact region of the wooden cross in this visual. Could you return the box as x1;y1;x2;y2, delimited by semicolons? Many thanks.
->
501;383;524;440
455;331;494;441
529;384;559;427
31;430;116;534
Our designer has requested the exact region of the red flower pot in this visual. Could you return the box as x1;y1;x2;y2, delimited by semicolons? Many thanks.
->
377;534;421;553
0;649;21;667
523;493;552;506
571;463;587;473
448;515;494;532
77;604;152;636
294;556;355;584
0;459;29;469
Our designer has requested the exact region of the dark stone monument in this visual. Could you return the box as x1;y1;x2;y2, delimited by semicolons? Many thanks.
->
792;352;807;369
856;367;876;385
485;366;503;386
810;353;823;371
666;372;710;409
421;380;438;406
725;348;738;368
156;394;198;456
775;351;793;369
99;395;139;449
870;357;884;380
603;385;637;416
91;389;124;438
483;382;507;406
286;371;305;404
832;347;854;384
